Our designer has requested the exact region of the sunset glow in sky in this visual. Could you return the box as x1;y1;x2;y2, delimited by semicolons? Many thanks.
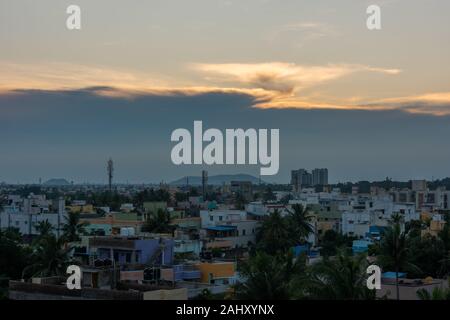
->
1;0;450;183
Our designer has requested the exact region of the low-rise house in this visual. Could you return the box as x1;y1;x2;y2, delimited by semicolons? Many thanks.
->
194;261;236;286
352;239;372;254
377;275;449;300
67;203;95;214
160;264;202;282
8;275;188;300
88;236;174;266
143;201;167;219
81;212;142;236
342;211;371;238
120;203;135;213
174;239;203;256
200;210;259;248
421;214;446;238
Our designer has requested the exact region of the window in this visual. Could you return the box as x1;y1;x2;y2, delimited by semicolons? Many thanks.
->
210;216;213;221
242;229;246;236
219;216;223;221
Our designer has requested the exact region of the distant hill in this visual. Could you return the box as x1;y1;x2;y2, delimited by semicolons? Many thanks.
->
170;174;262;186
43;178;71;186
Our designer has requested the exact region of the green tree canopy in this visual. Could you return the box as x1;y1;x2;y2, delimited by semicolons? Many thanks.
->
62;212;89;242
300;250;375;300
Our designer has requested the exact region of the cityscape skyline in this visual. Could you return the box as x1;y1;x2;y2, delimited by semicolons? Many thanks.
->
1;1;450;304
1;169;447;186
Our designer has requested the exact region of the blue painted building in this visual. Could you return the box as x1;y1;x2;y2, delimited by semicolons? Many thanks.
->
89;236;174;266
352;240;372;254
293;244;320;258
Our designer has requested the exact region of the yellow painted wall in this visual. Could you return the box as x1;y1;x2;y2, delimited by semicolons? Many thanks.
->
194;262;235;284
420;212;432;221
318;221;334;233
67;204;94;214
430;220;445;232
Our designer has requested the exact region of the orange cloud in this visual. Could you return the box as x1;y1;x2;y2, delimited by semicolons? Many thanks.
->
0;62;168;91
4;61;448;117
364;93;450;116
192;62;401;94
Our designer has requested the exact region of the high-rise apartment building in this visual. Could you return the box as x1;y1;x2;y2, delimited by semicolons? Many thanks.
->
312;168;328;186
292;168;329;191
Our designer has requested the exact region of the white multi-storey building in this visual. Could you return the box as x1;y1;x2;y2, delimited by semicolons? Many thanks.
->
0;194;67;237
200;210;259;248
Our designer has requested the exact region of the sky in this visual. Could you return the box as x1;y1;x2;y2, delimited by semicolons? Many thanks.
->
1;0;450;184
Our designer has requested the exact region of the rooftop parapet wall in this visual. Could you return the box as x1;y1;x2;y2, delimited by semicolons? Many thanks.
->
8;281;142;300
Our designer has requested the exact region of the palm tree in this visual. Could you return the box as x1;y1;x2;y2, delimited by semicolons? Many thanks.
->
142;209;174;234
0;228;29;281
34;220;54;239
62;212;89;242
303;249;375;300
22;235;71;278
390;212;403;224
234;250;305;299
256;209;293;255
234;192;247;210
377;215;419;300
286;204;314;245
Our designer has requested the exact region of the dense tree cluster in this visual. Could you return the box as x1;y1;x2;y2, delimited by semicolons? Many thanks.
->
236;207;450;300
236;204;375;300
0;213;90;298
